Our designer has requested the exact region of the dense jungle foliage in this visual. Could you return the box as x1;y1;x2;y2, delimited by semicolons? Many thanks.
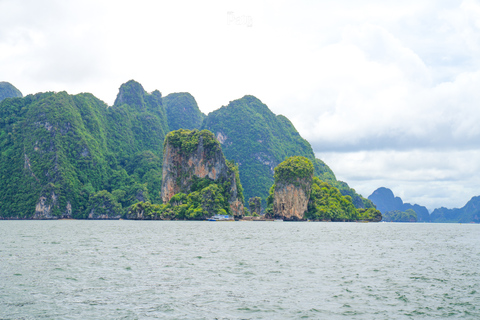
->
273;156;314;186
248;197;262;216
128;180;233;220
0;80;169;218
127;178;231;220
0;80;376;219
164;128;222;158
202;95;376;210
266;157;382;221
163;92;205;131
0;82;23;102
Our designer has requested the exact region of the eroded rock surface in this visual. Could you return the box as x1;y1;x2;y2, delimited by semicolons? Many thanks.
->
161;129;244;218
273;179;312;220
270;156;314;221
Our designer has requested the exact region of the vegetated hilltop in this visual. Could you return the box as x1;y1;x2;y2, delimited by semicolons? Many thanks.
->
128;129;244;220
0;82;23;102
368;187;430;222
201;95;376;210
0;80;169;219
267;156;314;221
163;92;205;131
265;156;381;221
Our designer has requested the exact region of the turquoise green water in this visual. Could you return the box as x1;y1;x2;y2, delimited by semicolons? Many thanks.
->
1;221;479;319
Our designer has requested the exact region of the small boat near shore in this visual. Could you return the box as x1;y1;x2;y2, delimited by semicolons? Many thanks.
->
207;214;234;221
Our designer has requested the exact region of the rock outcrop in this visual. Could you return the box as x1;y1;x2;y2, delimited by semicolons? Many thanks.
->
161;129;244;218
248;197;262;215
273;182;312;220
270;156;314;221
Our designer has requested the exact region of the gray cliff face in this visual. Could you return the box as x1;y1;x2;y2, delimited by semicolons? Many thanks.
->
161;131;244;217
273;178;312;221
161;135;228;201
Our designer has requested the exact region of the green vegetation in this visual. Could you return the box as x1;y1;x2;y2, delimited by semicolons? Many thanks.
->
0;82;23;102
202;96;314;203
0;80;168;218
307;177;381;221
163;92;205;131
266;157;382;221
164;129;221;158
130;129;243;220
202;95;375;209
274;156;314;186
248;197;262;216
0;81;377;220
306;177;356;221
128;181;231;220
382;209;417;222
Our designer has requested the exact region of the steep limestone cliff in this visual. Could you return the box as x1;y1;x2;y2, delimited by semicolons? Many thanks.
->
273;182;312;220
161;129;244;218
269;156;314;221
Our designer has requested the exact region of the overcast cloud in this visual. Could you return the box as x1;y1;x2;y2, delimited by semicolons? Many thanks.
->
1;0;479;210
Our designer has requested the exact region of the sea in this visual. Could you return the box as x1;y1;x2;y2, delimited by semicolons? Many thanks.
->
1;221;479;319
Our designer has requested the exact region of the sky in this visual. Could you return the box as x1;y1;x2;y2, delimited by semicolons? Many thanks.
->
1;0;480;211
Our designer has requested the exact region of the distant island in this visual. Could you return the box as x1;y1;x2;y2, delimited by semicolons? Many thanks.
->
368;187;479;223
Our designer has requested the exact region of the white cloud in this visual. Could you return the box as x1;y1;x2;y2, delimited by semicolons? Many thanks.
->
1;0;480;210
318;149;480;211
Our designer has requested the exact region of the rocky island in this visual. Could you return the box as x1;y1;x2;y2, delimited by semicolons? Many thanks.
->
0;80;381;221
265;156;382;222
128;129;244;220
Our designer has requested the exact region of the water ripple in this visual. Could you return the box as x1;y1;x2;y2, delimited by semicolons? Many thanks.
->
0;221;479;319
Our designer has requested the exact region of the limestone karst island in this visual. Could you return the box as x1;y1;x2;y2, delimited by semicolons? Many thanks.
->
1;80;478;222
